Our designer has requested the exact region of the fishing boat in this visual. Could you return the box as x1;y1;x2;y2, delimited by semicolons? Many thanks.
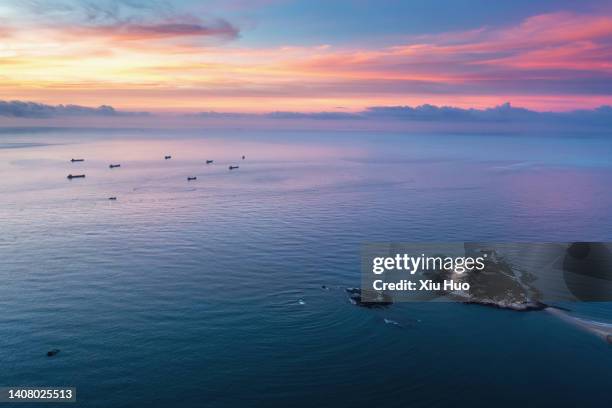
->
70;158;84;162
187;176;197;181
108;197;117;200
109;164;121;168
165;155;172;160
229;165;239;170
206;160;214;164
67;174;85;179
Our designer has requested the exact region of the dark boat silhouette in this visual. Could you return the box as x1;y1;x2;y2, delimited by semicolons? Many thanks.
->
187;176;197;181
165;155;172;160
47;349;60;357
70;158;84;162
67;174;85;179
108;197;117;200
242;155;245;160
229;165;239;170
109;164;121;168
206;160;214;164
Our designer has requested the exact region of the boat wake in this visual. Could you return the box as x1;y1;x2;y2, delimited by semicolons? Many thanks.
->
546;307;612;344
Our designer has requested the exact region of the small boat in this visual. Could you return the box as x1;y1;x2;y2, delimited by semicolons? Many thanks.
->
187;176;197;181
109;164;121;168
165;155;172;160
108;197;117;200
206;160;214;164
47;349;60;357
70;158;84;162
229;165;239;170
67;174;85;179
242;155;245;160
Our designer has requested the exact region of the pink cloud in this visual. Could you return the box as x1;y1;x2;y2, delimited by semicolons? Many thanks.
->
292;11;612;76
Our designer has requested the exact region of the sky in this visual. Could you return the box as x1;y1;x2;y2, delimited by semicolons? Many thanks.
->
0;0;611;114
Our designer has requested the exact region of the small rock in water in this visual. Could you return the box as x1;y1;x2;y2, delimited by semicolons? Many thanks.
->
345;288;393;308
47;349;60;357
383;318;402;327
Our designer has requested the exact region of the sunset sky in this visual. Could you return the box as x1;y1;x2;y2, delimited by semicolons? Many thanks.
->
1;0;611;113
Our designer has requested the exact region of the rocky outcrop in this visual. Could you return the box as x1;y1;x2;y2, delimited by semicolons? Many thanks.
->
346;288;393;308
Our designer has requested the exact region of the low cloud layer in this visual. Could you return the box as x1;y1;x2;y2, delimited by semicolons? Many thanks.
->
192;103;612;125
3;100;611;133
363;103;612;124
0;100;148;118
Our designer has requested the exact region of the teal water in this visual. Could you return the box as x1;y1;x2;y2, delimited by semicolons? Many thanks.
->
1;128;611;407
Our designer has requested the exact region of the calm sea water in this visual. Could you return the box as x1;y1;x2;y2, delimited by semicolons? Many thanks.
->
1;128;611;407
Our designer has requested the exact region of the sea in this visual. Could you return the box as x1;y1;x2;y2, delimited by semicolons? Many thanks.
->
1;127;611;407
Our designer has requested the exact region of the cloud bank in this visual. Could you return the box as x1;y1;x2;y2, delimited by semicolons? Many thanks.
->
2;100;611;133
192;103;612;125
0;100;148;118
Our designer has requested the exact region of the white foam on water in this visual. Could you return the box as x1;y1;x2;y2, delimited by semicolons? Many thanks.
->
547;308;612;344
